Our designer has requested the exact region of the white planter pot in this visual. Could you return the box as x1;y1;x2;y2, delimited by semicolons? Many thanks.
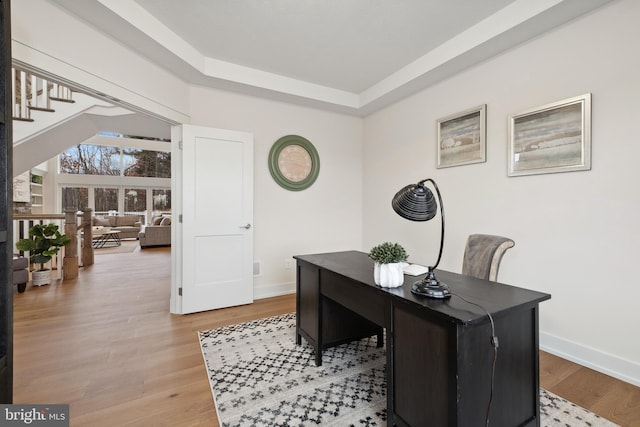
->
374;262;404;288
32;269;51;286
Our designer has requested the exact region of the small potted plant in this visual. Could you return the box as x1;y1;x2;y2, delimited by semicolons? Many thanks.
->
368;242;408;288
16;223;71;286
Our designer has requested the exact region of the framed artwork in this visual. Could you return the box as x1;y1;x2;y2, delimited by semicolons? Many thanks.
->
12;171;30;203
508;94;591;177
436;105;486;168
268;135;320;191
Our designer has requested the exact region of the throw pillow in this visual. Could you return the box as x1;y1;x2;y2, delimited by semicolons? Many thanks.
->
152;216;163;225
160;216;172;226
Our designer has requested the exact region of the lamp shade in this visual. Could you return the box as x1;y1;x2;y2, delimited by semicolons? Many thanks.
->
392;180;437;222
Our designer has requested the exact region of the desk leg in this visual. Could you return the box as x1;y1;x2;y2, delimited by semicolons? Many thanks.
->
296;261;325;366
315;302;323;366
387;308;395;427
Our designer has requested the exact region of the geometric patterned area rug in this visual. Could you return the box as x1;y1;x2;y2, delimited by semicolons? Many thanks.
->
198;313;619;427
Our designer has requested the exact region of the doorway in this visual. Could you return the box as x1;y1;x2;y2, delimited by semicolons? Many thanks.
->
11;63;175;265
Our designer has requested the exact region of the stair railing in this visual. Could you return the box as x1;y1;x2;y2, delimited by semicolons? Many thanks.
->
11;66;74;122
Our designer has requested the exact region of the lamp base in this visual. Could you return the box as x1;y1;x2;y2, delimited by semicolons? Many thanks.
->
411;281;451;298
410;270;451;298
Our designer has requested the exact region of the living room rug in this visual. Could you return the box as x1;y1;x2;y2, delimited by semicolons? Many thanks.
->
198;313;619;427
93;239;139;255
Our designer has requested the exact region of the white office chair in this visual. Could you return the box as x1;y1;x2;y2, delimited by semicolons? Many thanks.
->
462;234;515;281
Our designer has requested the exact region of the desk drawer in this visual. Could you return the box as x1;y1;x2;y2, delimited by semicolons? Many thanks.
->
322;270;388;327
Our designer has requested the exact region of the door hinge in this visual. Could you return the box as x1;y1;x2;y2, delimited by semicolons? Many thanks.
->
178;140;183;150
179;214;183;223
178;287;182;296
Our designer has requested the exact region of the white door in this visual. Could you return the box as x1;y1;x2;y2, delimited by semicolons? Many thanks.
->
171;125;254;314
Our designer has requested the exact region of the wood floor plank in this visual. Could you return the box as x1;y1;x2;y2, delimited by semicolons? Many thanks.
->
12;245;639;426
540;355;640;427
590;380;640;426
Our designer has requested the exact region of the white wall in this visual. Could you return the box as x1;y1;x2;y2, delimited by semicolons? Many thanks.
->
363;0;640;386
189;87;364;298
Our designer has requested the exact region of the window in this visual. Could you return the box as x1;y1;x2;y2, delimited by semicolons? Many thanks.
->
123;149;171;178
57;142;171;221
60;144;170;177
125;188;147;216
94;188;118;215
152;189;171;216
59;145;121;175
61;187;88;211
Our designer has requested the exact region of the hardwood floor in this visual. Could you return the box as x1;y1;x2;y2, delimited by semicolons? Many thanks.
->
540;352;640;426
12;245;640;426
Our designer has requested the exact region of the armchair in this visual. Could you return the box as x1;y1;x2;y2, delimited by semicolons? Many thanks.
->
138;222;171;248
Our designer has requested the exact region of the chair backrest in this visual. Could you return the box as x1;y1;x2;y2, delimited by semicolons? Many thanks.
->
462;234;515;281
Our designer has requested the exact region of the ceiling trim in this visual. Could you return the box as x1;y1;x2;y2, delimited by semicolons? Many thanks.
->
96;0;612;116
98;0;360;108
361;0;563;106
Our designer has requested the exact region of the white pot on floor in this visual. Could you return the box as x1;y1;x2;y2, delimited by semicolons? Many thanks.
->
32;269;51;286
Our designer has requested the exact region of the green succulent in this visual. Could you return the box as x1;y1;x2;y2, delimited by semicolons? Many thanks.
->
368;242;408;264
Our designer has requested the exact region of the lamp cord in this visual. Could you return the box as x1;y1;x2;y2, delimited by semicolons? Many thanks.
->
451;292;498;427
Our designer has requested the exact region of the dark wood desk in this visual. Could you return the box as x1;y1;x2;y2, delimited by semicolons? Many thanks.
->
294;250;550;427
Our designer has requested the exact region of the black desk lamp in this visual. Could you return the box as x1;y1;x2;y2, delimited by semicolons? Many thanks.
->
392;178;451;298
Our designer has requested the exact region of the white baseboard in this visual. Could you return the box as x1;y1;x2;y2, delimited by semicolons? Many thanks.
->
540;331;640;388
253;281;296;301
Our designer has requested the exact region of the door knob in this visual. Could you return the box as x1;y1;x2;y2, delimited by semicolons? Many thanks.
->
241;224;252;229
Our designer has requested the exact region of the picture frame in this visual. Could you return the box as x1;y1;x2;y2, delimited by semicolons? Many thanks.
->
436;104;486;168
12;171;31;203
508;93;591;177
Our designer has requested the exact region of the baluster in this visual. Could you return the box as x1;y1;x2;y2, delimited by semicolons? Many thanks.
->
11;67;16;117
30;73;37;108
41;78;50;110
19;70;28;119
11;67;20;117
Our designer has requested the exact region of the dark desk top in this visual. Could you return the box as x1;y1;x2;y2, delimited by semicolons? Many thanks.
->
295;250;551;326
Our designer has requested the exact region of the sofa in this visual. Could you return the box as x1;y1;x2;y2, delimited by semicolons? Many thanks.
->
138;215;172;248
92;214;143;239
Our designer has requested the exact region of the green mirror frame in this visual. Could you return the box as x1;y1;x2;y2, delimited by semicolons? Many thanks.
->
268;135;320;191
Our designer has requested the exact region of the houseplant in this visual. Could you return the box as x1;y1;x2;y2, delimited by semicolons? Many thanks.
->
368;242;408;288
16;223;71;286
